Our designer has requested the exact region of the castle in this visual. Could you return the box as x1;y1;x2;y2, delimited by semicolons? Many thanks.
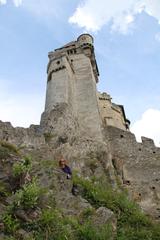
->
41;34;130;139
0;34;160;220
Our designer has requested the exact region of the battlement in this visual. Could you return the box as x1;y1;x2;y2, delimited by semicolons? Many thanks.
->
141;136;155;147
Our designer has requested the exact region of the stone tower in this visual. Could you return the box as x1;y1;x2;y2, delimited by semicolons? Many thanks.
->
41;34;103;139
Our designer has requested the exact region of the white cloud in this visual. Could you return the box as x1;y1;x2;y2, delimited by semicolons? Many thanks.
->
0;0;7;5
131;109;160;147
0;0;22;7
69;0;160;33
13;0;22;7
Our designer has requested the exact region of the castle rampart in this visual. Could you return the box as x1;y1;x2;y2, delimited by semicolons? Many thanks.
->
106;126;160;218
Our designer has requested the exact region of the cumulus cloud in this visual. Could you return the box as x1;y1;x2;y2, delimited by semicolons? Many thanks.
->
131;109;160;147
69;0;160;33
0;0;22;7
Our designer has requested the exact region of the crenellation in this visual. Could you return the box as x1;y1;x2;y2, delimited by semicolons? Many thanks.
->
141;136;155;147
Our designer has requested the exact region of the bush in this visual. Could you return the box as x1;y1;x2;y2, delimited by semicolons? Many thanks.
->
14;180;41;209
3;213;19;234
13;156;31;177
13;162;27;177
31;209;75;240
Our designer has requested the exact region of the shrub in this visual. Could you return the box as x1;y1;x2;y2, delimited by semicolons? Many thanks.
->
14;181;41;209
13;162;27;177
32;209;75;240
13;156;31;177
3;213;19;234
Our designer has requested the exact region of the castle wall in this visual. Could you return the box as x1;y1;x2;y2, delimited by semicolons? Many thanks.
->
72;53;102;138
105;126;160;218
0;121;45;147
98;93;127;130
45;56;72;112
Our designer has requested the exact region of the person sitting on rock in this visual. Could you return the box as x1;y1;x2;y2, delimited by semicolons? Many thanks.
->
59;158;78;196
59;158;72;179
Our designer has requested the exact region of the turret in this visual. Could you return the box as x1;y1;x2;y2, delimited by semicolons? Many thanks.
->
77;34;94;47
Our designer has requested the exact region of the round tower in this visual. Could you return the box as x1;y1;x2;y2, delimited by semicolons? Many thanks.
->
77;34;94;47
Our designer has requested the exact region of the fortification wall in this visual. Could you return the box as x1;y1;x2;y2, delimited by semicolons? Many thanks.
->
0;121;45;148
105;126;160;219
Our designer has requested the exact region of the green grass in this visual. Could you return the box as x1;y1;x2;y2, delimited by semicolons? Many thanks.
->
76;221;113;240
73;175;160;240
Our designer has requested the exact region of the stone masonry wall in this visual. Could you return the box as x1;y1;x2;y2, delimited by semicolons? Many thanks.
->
105;126;160;219
97;92;127;130
0;121;45;148
72;53;102;139
42;37;103;140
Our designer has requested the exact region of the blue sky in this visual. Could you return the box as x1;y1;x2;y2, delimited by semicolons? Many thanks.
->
0;0;160;145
